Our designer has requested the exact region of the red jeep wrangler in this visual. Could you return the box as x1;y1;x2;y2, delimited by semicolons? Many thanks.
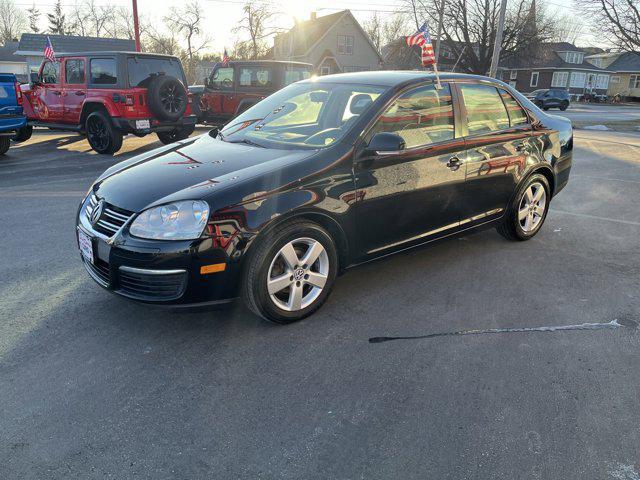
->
189;60;313;125
21;52;197;154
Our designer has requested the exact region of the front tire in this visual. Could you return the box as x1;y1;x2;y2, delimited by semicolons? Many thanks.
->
11;125;33;143
0;136;9;155
242;220;338;324
559;101;569;111
86;111;123;155
497;173;550;241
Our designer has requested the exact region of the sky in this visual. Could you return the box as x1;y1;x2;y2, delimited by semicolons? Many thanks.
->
14;0;599;52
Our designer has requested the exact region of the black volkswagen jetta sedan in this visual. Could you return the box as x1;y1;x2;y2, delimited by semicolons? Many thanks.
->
77;72;572;323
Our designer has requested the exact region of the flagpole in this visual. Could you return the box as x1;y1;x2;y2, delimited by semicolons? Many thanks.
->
433;62;442;89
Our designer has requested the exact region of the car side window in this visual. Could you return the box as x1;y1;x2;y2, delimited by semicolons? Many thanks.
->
370;83;455;149
41;61;59;84
498;89;529;126
65;59;85;84
210;67;234;89
90;58;117;85
459;83;510;135
239;67;273;87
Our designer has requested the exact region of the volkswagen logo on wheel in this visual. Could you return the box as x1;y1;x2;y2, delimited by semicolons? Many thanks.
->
90;199;105;226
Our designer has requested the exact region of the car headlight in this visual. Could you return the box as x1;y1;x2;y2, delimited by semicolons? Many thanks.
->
129;200;210;240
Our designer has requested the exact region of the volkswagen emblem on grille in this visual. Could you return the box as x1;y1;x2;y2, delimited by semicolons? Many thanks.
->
90;199;105;226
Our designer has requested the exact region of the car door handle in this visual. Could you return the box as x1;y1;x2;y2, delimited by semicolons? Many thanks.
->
52;90;61;96
446;156;462;170
75;91;85;96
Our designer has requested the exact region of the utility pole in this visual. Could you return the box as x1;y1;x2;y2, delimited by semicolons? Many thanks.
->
489;0;507;78
132;0;141;52
434;0;445;59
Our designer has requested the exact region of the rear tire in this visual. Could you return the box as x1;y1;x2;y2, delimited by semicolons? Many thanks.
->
559;101;569;111
11;125;33;143
0;136;9;155
242;219;338;324
156;125;195;144
497;173;550;241
85;111;123;155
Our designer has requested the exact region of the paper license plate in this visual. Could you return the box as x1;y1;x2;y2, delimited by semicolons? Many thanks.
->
78;229;94;264
135;119;151;129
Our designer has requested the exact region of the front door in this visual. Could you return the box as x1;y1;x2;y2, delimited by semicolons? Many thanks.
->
353;83;467;257
206;66;236;117
456;83;532;225
32;60;64;121
62;57;86;124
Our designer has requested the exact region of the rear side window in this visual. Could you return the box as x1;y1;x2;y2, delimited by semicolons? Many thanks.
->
90;59;117;85
127;57;184;87
65;59;85;84
371;84;455;148
239;67;273;87
459;83;510;135
284;67;312;85
41;61;59;84
498;89;528;126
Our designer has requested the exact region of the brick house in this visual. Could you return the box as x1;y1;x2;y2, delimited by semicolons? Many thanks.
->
499;42;612;98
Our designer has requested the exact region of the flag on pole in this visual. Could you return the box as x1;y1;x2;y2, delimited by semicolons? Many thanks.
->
44;36;56;62
406;23;436;67
222;48;230;66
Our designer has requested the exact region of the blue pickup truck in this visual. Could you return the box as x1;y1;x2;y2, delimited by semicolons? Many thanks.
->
0;73;29;156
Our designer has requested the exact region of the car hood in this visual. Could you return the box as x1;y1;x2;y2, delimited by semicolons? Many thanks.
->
94;133;317;212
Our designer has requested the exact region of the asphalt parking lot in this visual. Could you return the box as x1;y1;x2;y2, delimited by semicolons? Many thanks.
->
1;128;639;479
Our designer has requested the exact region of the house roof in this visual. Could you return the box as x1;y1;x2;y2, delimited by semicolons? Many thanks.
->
15;33;135;56
607;52;640;72
501;42;612;71
0;42;20;62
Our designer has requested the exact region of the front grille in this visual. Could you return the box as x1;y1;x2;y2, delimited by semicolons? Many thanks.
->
85;194;134;237
117;267;187;301
82;257;110;287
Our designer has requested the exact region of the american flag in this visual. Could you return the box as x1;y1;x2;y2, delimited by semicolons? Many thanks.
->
406;23;436;67
44;36;56;62
222;48;230;67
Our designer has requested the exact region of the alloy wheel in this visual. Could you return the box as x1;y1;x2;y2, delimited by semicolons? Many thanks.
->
518;181;547;233
160;84;184;114
267;237;329;312
87;116;109;151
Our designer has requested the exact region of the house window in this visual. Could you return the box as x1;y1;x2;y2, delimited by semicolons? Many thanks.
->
337;35;354;55
551;71;569;87
591;58;602;67
564;52;584;64
509;81;517;88
629;75;640;89
596;74;609;89
510;70;517;80
610;76;620;84
320;66;331;76
530;71;539;87
570;71;586;88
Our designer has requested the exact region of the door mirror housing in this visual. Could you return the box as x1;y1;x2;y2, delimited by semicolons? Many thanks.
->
366;132;406;156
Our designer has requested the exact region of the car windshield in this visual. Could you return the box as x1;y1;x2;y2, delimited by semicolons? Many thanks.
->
219;81;386;149
127;56;185;87
530;89;547;95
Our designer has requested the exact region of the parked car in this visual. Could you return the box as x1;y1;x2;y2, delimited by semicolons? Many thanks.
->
0;73;29;156
189;60;313;125
77;72;573;323
21;52;197;154
525;88;570;111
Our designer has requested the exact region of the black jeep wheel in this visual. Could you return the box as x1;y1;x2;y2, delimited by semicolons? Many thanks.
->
156;125;195;145
0;136;10;155
148;76;188;122
11;125;33;143
86;111;123;155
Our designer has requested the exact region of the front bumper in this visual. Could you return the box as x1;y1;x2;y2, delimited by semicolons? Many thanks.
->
113;114;197;135
76;194;242;307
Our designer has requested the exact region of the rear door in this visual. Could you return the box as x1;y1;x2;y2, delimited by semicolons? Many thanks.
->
62;57;86;124
456;82;532;225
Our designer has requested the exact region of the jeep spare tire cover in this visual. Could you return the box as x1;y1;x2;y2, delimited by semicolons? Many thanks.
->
147;75;188;122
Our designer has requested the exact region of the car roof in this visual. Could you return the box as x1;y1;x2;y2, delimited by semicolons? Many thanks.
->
300;71;509;88
55;51;181;59
226;60;313;67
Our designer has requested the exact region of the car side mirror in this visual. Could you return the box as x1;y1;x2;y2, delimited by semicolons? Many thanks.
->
366;132;406;156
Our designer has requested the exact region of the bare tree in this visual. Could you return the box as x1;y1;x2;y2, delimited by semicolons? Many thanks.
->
550;14;584;44
164;1;208;80
233;0;283;59
402;0;556;74
0;0;27;43
364;13;383;51
27;3;40;34
581;0;640;51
